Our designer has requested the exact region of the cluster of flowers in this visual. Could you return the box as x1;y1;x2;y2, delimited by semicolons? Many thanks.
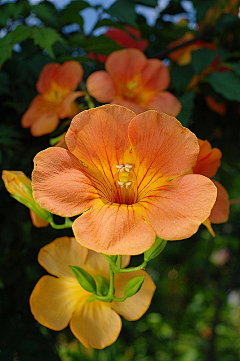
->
2;40;230;349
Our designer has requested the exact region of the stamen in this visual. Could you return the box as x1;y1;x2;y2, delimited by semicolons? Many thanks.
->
125;181;132;189
116;164;124;170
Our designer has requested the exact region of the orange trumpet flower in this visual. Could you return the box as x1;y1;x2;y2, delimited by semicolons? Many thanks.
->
21;61;84;136
32;105;217;255
86;48;181;116
192;139;230;235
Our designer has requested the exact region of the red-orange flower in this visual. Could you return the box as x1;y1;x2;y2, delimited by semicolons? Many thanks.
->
192;139;230;235
89;26;148;63
30;237;156;349
32;105;217;255
205;96;227;116
168;32;216;65
86;48;181;116
21;61;84;136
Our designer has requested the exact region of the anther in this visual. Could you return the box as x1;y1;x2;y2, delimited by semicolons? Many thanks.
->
118;181;125;188
125;181;132;189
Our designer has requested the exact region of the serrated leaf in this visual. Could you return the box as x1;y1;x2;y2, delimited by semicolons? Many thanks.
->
31;27;66;58
124;275;145;299
69;266;96;294
107;0;137;27
207;71;240;102
192;48;217;75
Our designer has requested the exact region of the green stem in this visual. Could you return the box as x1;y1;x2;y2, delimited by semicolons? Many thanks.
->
49;217;73;229
84;91;95;109
118;261;148;273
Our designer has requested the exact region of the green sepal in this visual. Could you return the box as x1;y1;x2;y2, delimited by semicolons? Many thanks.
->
95;275;109;296
69;266;96;294
144;237;167;262
12;194;52;221
85;295;97;303
124;275;145;299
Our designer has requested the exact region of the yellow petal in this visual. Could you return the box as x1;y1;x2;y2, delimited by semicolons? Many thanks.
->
70;301;122;349
30;275;87;330
38;237;88;278
112;270;156;321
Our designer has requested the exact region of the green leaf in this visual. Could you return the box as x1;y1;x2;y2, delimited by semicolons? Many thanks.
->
107;0;137;27
144;237;167;262
177;92;195;127
70;34;122;54
95;275;109;296
192;48;217;75
124;275;145;298
69;266;96;294
207;71;240;102
31;27;66;58
230;62;240;77
61;0;89;28
0;25;31;66
170;65;195;92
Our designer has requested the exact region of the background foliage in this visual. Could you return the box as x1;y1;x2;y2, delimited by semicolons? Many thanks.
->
1;0;240;360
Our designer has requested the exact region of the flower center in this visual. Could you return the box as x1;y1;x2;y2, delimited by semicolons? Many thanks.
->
112;164;137;205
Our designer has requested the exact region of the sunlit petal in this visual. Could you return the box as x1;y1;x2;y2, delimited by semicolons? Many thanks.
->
38;237;88;278
140;174;217;240
72;200;156;255
32;147;99;216
70;301;122;349
128;111;199;196
66;105;135;188
112;270;156;320
193;139;222;178
59;91;85;119
30;275;86;330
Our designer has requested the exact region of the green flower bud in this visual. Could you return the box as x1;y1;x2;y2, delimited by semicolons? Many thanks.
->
69;266;96;294
144;237;167;262
124;275;145;299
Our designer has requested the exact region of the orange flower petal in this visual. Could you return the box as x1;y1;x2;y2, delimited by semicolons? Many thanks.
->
128;111;199;197
110;98;146;114
106;48;147;81
38;237;88;278
70;301;122;349
32;147;100;216
146;91;182;116
141;59;170;90
72;201;156;255
30;112;59;136
86;71;116;103
30;275;85;330
193;139;222;178
66;105;136;188
59;90;84;119
209;180;230;224
54;61;84;91
140;174;217;240
112;270;155;320
21;95;47;128
37;63;60;93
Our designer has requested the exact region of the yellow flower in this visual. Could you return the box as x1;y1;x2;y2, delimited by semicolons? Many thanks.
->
30;237;156;349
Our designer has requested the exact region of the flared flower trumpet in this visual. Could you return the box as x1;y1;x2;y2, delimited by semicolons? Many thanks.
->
32;105;217;255
192;139;230;235
86;48;181;116
30;237;156;349
21;61;84;136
